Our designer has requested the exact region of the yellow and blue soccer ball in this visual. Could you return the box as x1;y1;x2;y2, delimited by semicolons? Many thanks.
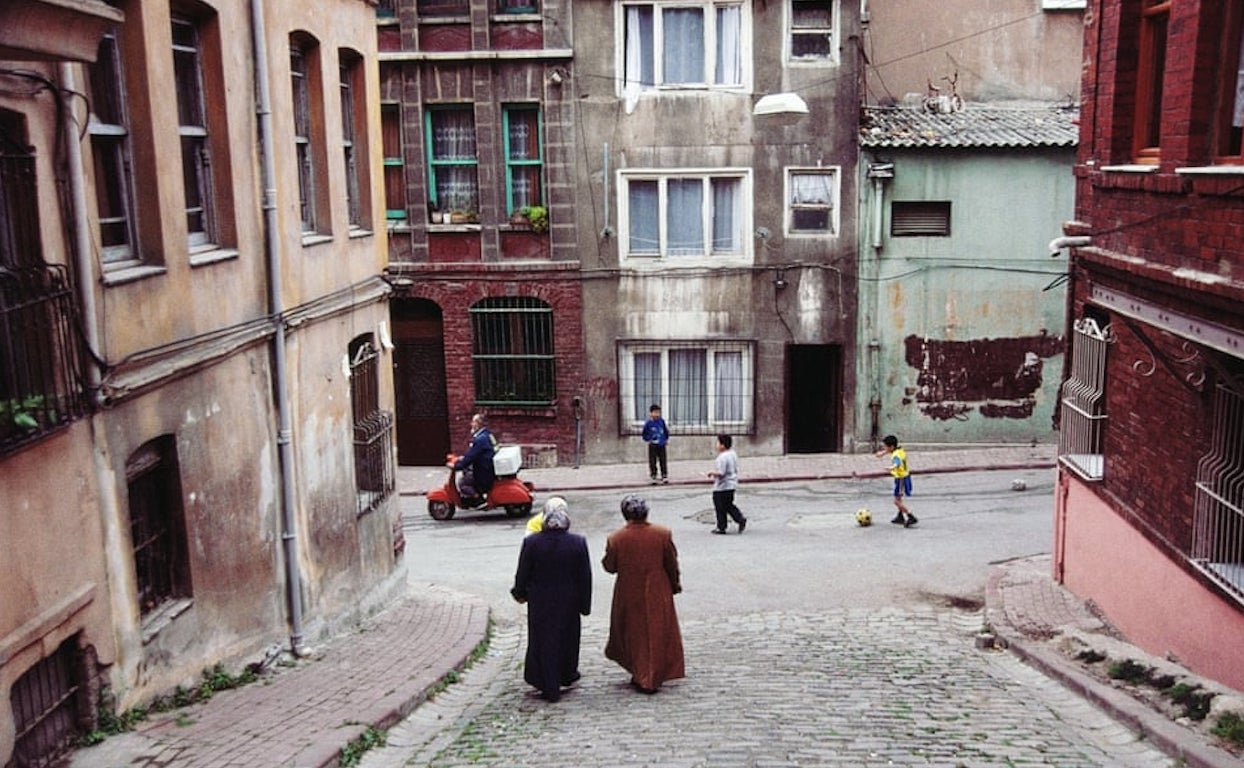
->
855;508;873;527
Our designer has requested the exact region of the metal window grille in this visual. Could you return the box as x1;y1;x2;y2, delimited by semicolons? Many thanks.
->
0;266;91;454
1058;317;1109;480
349;339;395;514
127;437;191;615
10;636;84;768
1191;376;1244;604
618;341;754;436
470;297;555;405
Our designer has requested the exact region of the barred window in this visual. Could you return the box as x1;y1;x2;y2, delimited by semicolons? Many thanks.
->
349;336;395;514
1191;368;1244;604
126;436;192;618
1;111;90;454
1058;315;1110;481
470;297;555;405
9;636;84;768
619;341;754;435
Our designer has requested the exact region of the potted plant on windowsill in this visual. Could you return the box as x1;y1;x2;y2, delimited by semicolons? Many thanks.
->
512;205;548;233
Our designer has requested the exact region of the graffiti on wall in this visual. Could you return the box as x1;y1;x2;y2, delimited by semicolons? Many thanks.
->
902;333;1064;420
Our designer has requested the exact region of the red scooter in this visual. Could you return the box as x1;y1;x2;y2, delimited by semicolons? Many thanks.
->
426;449;535;520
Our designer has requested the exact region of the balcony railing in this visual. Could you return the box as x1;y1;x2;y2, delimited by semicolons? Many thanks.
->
0;265;90;453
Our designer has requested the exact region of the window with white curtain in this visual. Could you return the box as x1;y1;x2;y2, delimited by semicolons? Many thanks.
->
619;342;754;434
425;106;479;215
787;167;838;235
621;170;750;262
621;0;748;107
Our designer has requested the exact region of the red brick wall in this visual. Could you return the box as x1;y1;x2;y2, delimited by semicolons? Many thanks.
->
402;268;585;464
1070;0;1244;564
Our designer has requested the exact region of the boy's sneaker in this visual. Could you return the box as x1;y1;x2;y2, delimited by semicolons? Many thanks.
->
650;477;659;485
904;515;919;528
661;477;669;484
891;513;905;525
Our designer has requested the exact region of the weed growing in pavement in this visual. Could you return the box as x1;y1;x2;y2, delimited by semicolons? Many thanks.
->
1166;682;1214;721
1107;658;1153;684
80;663;259;746
340;726;386;767
1213;712;1244;747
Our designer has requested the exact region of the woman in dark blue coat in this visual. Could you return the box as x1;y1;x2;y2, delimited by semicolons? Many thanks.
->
510;498;592;702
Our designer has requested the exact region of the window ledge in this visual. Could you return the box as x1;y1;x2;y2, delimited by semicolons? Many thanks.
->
428;223;481;232
189;247;240;268
140;597;193;646
102;264;168;286
1175;165;1244;176
348;227;375;240
302;233;335;248
1099;164;1159;173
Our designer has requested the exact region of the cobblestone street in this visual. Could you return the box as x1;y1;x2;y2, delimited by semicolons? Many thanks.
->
364;607;1175;768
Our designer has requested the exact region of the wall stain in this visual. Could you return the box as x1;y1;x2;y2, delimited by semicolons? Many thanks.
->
902;333;1064;420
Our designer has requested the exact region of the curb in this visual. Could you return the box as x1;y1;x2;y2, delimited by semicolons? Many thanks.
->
985;570;1242;768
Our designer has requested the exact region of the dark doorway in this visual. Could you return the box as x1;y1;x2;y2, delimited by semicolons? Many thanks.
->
392;298;450;465
787;344;842;453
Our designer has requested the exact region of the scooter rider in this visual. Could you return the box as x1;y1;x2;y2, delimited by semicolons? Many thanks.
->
449;413;497;501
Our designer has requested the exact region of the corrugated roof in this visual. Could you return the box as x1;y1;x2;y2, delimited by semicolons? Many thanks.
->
860;103;1080;149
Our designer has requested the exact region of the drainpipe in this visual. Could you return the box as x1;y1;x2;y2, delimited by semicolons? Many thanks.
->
1047;235;1090;257
250;0;305;656
58;63;103;400
865;162;893;448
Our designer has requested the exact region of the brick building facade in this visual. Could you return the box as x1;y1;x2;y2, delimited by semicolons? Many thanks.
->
377;0;585;468
1054;0;1244;689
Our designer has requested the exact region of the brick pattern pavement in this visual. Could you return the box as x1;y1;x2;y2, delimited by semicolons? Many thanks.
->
70;585;488;768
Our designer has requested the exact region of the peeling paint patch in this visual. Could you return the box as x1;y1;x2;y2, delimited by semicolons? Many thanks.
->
903;333;1064;420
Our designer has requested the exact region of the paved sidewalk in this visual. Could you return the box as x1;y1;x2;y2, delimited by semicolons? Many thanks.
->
71;445;1244;768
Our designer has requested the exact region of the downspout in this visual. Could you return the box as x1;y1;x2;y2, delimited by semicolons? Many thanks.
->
59;63;103;399
250;0;306;655
865;162;893;448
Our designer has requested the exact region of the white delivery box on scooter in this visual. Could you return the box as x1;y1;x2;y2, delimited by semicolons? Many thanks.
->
493;445;523;477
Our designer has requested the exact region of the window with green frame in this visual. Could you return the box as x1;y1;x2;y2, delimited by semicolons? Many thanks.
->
425;105;479;215
503;104;543;214
381;103;406;221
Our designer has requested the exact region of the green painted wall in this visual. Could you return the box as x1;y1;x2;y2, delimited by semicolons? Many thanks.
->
857;147;1073;448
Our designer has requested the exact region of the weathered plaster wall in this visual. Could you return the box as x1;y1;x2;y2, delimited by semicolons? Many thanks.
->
865;0;1084;105
859;147;1072;445
569;0;862;463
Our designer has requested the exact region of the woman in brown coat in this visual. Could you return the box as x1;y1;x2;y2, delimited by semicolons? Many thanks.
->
602;494;685;693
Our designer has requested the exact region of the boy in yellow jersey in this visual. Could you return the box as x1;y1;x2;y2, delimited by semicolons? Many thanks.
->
877;435;917;528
